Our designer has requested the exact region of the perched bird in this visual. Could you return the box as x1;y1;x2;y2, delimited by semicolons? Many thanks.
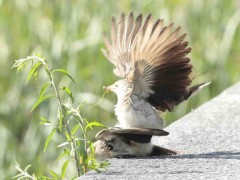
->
102;12;210;129
89;127;176;161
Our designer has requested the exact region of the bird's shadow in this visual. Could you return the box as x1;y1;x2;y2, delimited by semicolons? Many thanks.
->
120;151;240;160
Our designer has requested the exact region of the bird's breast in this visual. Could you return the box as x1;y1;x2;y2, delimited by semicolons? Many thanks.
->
114;98;163;129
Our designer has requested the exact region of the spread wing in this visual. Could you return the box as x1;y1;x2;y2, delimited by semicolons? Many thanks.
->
102;12;193;111
96;127;169;144
108;127;169;136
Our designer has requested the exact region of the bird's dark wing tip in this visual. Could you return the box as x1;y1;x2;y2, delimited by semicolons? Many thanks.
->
150;145;177;156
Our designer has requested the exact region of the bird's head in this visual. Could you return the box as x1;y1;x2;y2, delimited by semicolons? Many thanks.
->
103;79;132;101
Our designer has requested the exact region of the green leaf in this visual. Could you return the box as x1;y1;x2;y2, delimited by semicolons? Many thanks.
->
65;131;70;140
16;63;25;72
34;52;44;59
15;61;27;72
85;121;105;132
52;69;75;83
12;174;22;179
39;116;52;125
57;141;70;148
34;70;38;80
56;149;69;161
84;142;95;165
61;160;69;178
62;86;74;103
78;101;86;110
24;164;32;171
12;57;31;72
49;170;61;178
39;82;51;98
26;61;42;84
31;94;55;112
71;124;80;136
89;141;95;154
44;128;57;152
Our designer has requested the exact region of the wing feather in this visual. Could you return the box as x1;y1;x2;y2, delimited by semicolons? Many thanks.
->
131;14;142;42
124;12;133;52
111;17;117;47
117;13;125;53
96;127;169;144
103;13;199;111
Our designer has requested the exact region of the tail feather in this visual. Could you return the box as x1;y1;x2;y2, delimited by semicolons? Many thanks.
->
184;81;211;100
150;145;177;156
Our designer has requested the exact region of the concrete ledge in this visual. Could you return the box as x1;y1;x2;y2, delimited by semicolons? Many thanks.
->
80;82;240;180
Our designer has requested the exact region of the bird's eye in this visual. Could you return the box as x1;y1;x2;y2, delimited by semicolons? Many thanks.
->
106;144;113;151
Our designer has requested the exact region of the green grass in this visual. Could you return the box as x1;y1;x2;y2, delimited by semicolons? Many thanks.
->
0;0;240;178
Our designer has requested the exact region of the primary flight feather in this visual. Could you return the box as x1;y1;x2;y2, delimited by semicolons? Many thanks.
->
102;12;209;129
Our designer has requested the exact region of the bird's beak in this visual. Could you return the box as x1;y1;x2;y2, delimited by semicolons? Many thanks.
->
103;86;111;92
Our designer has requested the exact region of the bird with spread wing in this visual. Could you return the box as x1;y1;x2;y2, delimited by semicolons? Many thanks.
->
102;12;210;129
89;127;176;161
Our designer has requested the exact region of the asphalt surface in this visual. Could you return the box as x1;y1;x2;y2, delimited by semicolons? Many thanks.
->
79;82;240;180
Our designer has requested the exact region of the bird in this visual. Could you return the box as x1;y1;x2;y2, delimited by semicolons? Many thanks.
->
102;12;210;129
88;127;177;161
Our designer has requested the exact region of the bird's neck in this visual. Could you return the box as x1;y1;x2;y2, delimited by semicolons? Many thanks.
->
116;96;129;106
116;91;131;106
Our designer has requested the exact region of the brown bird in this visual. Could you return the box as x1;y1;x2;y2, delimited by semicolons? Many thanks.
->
102;12;210;129
89;127;177;161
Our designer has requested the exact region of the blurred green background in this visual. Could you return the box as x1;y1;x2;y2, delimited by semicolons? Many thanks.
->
0;0;240;178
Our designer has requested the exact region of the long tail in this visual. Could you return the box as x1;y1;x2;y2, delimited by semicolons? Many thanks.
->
150;145;177;156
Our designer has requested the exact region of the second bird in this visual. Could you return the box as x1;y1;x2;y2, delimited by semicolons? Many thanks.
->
103;12;209;129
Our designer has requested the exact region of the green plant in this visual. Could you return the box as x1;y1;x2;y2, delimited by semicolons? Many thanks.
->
12;53;110;179
1;1;239;178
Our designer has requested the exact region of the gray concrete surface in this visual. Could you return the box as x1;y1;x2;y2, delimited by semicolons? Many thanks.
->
79;82;240;180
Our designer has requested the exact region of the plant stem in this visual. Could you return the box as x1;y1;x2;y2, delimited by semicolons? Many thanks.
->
42;61;81;177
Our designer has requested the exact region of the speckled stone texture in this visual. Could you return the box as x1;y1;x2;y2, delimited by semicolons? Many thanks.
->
79;82;240;180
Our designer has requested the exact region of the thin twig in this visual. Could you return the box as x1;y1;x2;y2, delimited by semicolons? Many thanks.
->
43;61;81;176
